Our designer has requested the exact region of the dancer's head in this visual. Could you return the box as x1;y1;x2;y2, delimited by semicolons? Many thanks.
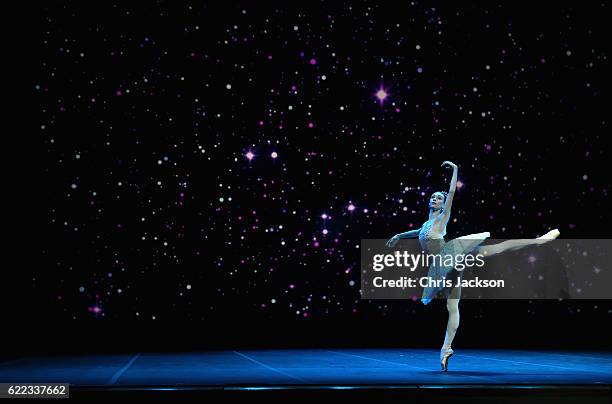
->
429;191;447;211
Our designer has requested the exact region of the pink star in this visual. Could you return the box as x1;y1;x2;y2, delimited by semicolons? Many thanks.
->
375;85;389;104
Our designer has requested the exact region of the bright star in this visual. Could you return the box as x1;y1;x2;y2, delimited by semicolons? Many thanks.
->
375;85;389;104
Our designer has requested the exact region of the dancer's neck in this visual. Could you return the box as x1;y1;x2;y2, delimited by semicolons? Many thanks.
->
428;208;442;220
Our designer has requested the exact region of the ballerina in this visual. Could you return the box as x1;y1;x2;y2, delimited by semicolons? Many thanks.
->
385;161;559;371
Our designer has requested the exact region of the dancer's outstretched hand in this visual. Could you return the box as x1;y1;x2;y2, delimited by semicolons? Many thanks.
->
441;161;457;170
386;235;400;248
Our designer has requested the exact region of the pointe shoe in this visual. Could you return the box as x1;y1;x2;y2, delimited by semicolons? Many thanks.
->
537;228;560;242
421;297;432;305
440;348;454;372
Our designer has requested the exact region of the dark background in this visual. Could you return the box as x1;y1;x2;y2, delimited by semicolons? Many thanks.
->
24;1;611;356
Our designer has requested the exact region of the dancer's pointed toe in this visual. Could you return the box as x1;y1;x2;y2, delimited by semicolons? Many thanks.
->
421;298;432;305
537;228;560;241
440;348;454;372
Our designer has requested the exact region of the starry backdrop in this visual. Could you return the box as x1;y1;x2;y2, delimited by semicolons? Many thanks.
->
36;1;610;344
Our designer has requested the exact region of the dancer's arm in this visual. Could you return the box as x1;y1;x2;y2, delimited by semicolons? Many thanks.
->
386;228;421;247
440;161;458;225
397;228;421;239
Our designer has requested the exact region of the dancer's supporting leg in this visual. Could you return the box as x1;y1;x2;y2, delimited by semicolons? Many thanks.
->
477;229;560;257
440;297;459;370
442;298;459;353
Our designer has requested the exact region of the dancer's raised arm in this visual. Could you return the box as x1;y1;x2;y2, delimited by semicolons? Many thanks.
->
440;161;458;225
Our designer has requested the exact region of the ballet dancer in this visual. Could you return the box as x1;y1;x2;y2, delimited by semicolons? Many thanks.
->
385;161;559;371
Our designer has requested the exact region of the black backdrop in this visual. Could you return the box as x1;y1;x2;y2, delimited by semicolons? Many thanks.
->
21;1;611;356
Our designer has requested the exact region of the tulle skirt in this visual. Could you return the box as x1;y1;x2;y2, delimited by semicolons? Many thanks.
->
421;232;490;302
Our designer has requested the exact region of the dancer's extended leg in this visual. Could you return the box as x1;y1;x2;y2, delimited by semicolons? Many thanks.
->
477;229;560;257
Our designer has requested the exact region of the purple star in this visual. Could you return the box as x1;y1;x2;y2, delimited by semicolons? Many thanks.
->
375;85;389;104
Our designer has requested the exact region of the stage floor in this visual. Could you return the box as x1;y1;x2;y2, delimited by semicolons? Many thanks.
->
2;348;611;388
